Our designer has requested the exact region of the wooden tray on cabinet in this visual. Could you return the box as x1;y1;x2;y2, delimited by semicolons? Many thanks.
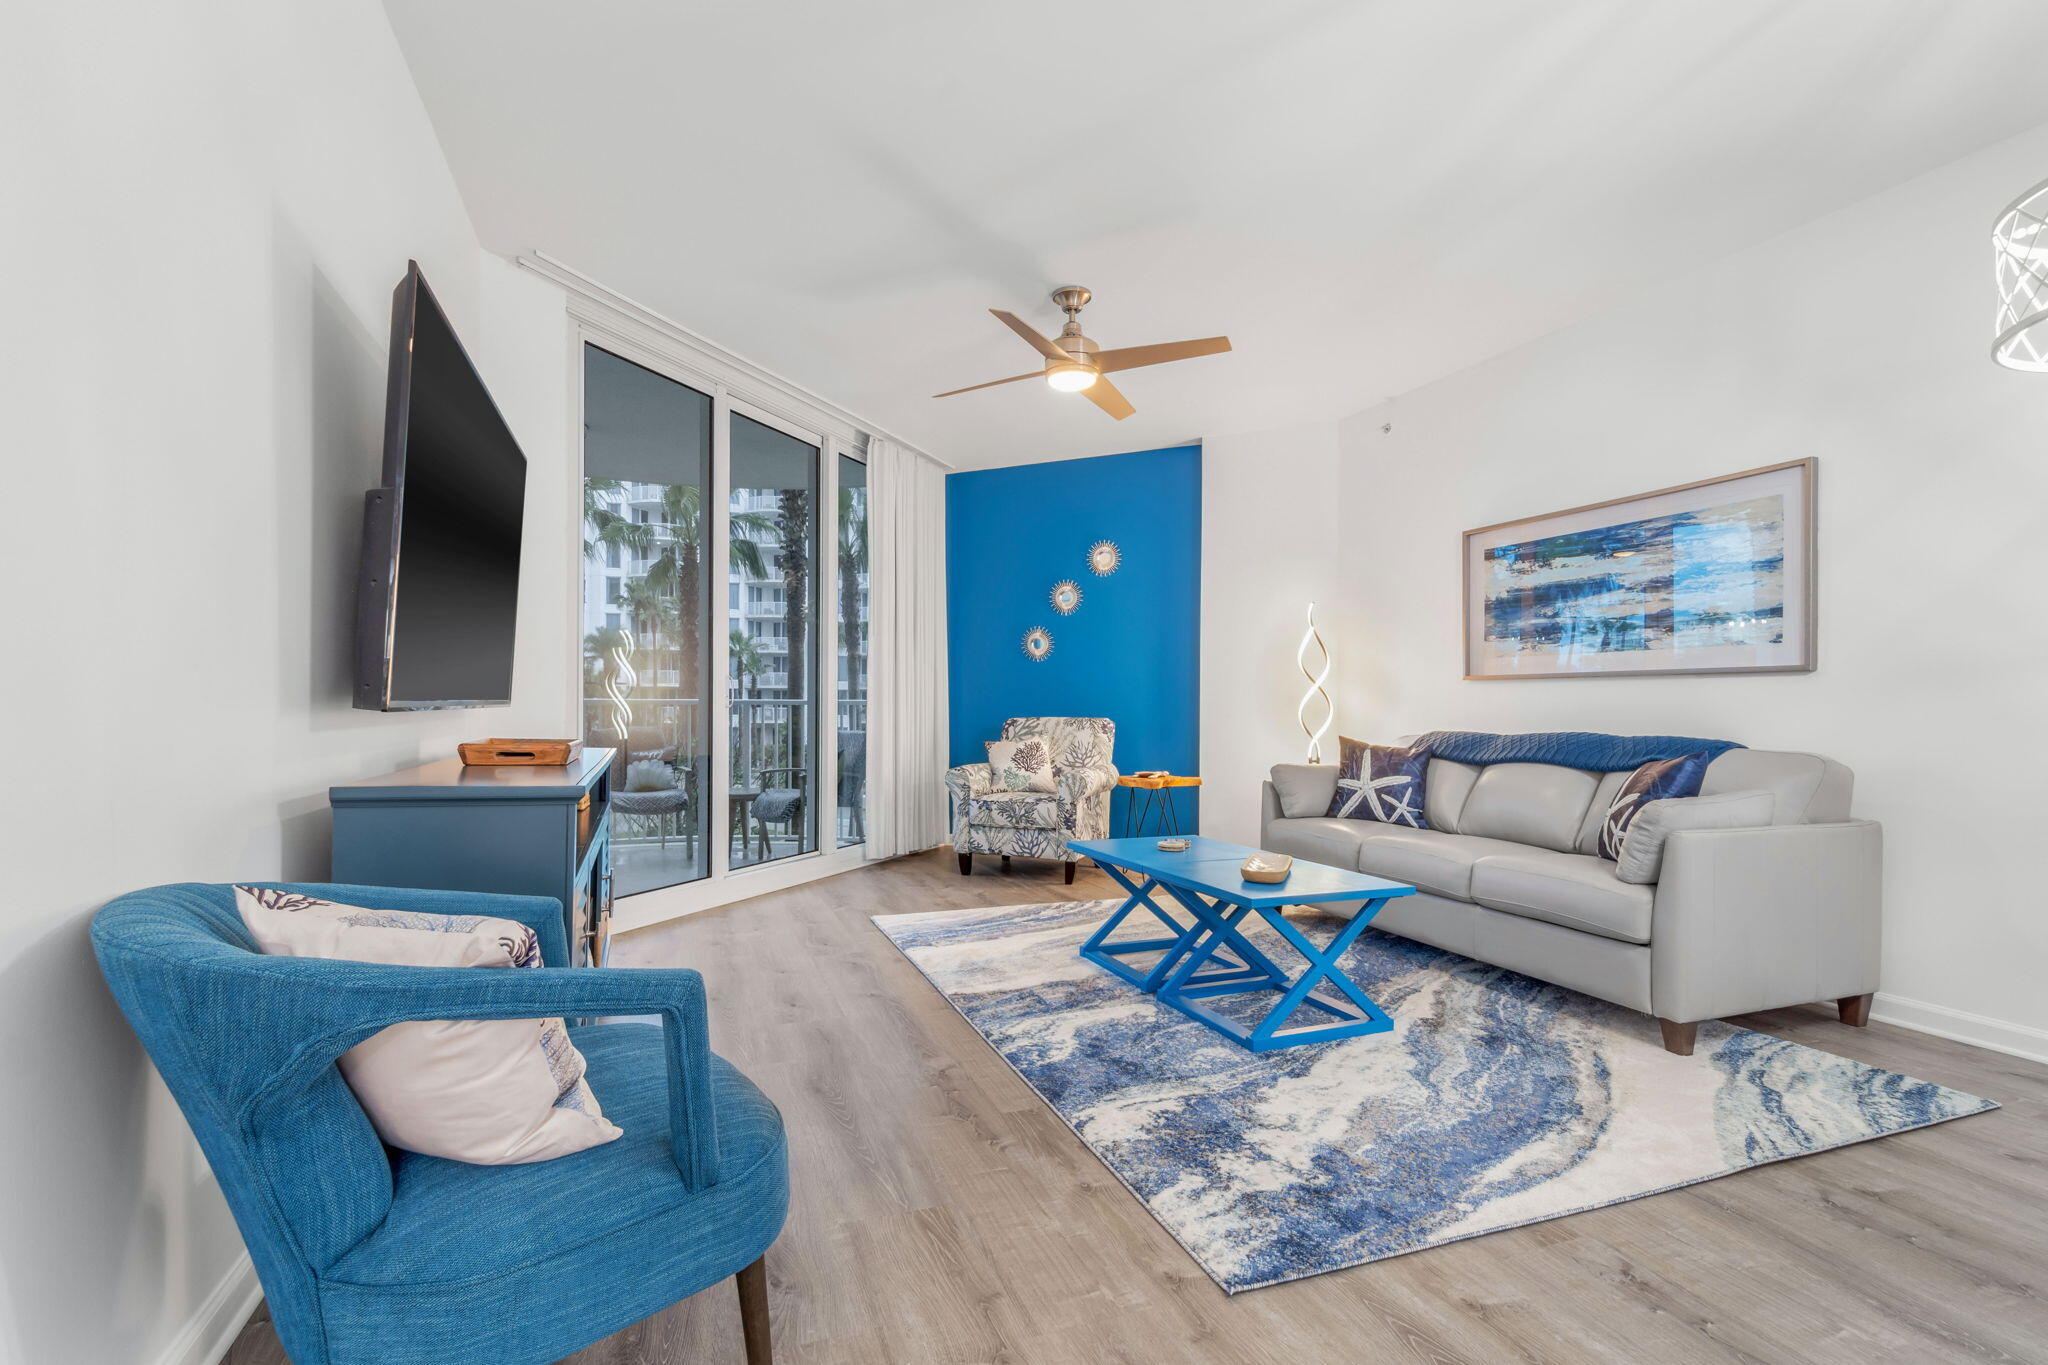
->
458;738;584;767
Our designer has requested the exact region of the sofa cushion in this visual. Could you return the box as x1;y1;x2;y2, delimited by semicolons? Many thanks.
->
1261;817;1373;870
1454;763;1601;853
1574;771;1631;853
1698;749;1852;824
1356;829;1536;901
1269;763;1339;818
1469;850;1655;944
965;793;1061;829
1422;758;1482;834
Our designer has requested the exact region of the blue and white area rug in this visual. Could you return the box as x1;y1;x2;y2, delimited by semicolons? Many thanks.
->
874;899;1997;1293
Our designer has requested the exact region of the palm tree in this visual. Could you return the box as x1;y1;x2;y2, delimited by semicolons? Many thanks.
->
583;626;633;684
729;628;768;698
638;484;773;703
776;489;812;710
583;479;653;564
838;484;867;710
585;478;775;706
615;578;675;667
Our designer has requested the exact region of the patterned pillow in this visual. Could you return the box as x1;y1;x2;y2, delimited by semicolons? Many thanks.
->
233;887;622;1165
986;737;1058;793
1324;736;1430;829
1596;752;1713;862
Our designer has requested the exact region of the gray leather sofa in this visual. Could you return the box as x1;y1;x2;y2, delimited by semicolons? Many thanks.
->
1260;745;1882;1054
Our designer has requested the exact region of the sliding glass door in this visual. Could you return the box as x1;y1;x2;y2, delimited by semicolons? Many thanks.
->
581;345;713;895
582;339;864;903
727;412;819;868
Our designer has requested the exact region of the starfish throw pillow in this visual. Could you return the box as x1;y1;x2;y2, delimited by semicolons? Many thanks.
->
1324;736;1430;829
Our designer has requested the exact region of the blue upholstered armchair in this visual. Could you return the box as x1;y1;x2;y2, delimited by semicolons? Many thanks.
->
91;882;787;1365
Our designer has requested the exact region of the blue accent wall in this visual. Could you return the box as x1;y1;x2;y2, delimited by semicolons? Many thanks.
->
947;444;1201;833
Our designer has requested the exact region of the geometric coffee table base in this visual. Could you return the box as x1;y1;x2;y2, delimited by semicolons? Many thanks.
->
1072;837;1415;1053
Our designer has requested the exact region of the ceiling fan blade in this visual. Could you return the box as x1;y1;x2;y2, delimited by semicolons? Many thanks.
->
932;370;1042;399
1082;374;1135;420
990;309;1072;362
1091;336;1232;374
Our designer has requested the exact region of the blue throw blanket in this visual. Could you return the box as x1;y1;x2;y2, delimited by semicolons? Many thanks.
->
1409;730;1744;772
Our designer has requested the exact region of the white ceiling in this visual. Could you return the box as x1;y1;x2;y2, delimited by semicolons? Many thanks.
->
384;0;2048;469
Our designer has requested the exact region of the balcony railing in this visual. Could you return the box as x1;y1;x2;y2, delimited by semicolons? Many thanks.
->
583;694;869;849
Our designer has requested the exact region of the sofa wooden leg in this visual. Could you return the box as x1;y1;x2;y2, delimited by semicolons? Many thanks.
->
736;1255;772;1364
1063;860;1077;886
1658;1018;1698;1056
1837;992;1874;1027
1000;855;1011;870
956;852;972;876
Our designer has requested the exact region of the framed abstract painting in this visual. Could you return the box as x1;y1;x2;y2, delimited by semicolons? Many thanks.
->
1463;458;1816;680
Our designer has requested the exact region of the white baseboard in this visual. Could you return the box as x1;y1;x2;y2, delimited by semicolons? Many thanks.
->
153;1254;261;1365
1872;992;2048;1066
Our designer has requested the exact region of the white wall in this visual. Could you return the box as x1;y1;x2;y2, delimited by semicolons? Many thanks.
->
0;4;575;1362
1199;423;1343;845
1268;122;2048;1058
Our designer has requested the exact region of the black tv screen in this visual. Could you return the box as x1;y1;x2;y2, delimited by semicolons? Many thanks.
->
355;262;527;710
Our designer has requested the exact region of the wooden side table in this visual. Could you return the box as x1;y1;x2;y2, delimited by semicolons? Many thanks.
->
1117;774;1201;838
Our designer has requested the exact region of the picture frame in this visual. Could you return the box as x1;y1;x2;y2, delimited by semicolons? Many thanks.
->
1462;458;1816;681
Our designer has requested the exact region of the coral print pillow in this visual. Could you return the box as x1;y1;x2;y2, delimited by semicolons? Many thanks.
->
1325;736;1430;828
986;737;1058;793
233;887;622;1165
1597;751;1713;862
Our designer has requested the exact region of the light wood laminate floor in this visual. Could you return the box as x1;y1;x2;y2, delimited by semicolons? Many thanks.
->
227;850;2048;1365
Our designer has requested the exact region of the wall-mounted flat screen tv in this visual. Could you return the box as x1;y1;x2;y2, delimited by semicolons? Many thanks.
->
354;261;527;710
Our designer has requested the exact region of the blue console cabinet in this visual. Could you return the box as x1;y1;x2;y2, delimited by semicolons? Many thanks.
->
329;748;616;968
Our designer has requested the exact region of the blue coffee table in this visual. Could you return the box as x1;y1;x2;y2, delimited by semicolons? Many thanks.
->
1068;836;1416;1052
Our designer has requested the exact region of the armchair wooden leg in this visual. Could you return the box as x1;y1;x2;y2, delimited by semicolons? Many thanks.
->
1063;860;1077;885
1837;992;1874;1027
736;1256;772;1365
1001;855;1011;870
957;852;972;876
1657;1018;1698;1056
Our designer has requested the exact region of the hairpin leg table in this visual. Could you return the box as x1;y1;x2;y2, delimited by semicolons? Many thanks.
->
1116;774;1202;838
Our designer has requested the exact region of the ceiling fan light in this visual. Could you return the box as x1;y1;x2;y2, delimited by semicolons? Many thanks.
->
1046;363;1097;392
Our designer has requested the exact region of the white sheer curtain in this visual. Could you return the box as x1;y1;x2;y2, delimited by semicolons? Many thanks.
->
863;437;950;859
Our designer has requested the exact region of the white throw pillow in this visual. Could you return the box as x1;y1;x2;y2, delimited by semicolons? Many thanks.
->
1614;790;1776;884
233;887;622;1165
986;737;1058;793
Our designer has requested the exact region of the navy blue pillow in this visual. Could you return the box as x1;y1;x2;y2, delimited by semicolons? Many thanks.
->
1597;751;1712;861
1324;736;1430;829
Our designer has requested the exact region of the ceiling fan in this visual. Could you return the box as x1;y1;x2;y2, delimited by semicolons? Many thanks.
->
933;286;1231;420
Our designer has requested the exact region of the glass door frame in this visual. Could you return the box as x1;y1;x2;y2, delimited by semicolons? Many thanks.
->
723;396;831;874
570;311;868;928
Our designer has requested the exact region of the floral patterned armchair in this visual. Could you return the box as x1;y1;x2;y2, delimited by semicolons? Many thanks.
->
946;717;1117;883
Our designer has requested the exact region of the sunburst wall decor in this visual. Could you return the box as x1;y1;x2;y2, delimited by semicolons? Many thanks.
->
1021;626;1055;661
1050;580;1082;614
1088;540;1121;576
